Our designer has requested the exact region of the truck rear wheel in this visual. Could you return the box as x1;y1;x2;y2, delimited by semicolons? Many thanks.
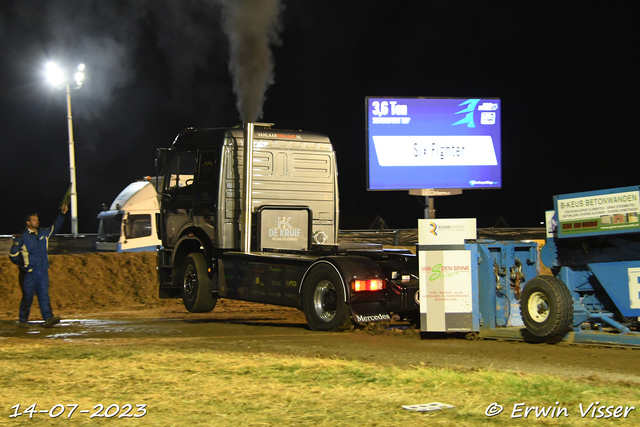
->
303;264;352;332
181;252;217;313
520;275;573;338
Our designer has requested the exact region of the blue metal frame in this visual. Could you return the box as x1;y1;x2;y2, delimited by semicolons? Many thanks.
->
468;240;538;334
515;186;640;345
534;186;640;344
473;238;640;346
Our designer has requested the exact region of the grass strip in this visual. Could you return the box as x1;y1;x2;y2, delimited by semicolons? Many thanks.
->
1;341;638;426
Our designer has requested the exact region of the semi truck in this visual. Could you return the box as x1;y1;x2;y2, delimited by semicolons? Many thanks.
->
155;123;419;331
96;177;162;252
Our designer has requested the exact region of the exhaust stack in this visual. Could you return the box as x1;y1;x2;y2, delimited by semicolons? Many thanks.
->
241;122;254;253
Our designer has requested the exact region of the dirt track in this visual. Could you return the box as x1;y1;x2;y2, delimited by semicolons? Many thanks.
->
1;252;639;385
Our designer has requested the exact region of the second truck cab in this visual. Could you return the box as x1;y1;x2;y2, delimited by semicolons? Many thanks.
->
96;178;162;252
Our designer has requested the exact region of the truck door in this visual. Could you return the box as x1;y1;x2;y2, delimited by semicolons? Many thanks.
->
163;150;196;246
193;150;218;243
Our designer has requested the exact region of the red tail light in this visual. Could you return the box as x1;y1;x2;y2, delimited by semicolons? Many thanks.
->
352;279;386;292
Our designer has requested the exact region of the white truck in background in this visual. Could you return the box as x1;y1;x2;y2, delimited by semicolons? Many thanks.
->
96;177;161;252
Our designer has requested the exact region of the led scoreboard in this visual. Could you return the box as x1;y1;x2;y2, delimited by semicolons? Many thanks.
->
366;97;502;190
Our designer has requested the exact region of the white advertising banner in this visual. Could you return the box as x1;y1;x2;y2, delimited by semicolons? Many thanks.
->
418;218;477;332
556;189;640;237
419;250;473;331
557;190;640;222
418;218;477;245
373;135;498;167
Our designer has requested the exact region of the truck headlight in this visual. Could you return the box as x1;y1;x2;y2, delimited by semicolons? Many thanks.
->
312;230;327;245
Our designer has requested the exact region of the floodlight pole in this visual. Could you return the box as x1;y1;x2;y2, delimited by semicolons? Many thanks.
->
65;83;79;237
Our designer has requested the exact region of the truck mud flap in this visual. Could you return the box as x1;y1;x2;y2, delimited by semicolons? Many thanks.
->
349;301;392;324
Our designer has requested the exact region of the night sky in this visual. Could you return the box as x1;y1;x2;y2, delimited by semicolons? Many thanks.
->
0;1;637;235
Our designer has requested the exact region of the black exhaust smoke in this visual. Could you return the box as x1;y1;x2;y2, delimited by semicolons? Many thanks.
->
218;0;283;123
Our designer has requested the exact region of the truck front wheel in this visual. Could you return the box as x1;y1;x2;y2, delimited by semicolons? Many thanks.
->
181;252;217;313
520;275;573;338
302;264;352;331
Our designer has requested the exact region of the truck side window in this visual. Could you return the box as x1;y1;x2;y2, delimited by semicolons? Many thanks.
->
166;152;196;191
124;214;152;239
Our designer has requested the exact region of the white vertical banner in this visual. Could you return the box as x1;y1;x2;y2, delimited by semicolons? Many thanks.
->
419;250;473;331
418;218;476;332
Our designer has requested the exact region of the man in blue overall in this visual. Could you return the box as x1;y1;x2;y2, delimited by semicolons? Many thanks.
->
9;204;68;328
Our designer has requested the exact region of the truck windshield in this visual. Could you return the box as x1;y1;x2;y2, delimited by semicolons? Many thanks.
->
97;212;123;242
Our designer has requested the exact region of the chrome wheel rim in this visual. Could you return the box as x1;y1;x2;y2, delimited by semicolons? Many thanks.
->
313;280;337;322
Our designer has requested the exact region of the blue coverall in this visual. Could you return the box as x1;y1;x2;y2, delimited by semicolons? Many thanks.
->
9;214;65;322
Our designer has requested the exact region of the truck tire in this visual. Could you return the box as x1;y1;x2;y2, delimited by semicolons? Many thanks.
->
181;252;217;313
520;275;573;338
302;264;352;332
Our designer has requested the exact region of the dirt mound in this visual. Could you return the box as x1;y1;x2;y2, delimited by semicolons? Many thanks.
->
0;252;176;319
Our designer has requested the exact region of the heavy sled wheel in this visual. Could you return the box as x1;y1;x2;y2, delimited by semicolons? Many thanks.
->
303;264;352;331
520;275;573;338
181;252;217;313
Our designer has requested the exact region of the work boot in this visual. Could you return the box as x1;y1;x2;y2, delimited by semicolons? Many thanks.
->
43;316;61;328
17;321;30;329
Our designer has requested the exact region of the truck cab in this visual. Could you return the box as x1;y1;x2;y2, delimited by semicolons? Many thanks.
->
96;178;162;252
157;126;338;250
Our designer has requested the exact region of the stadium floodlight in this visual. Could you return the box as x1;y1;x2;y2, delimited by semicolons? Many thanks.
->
44;61;87;236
